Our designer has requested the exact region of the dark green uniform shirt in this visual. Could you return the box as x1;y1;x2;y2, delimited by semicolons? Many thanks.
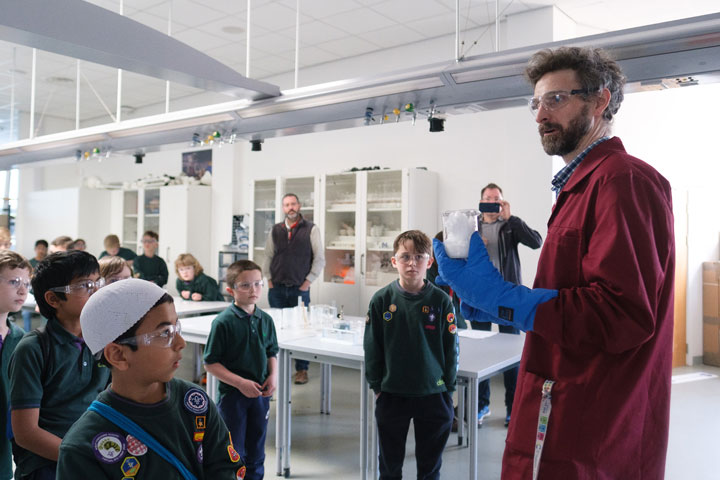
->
134;255;169;287
29;258;40;270
0;320;24;480
176;273;224;301
203;304;279;400
9;318;111;476
99;247;137;261
57;378;242;480
364;280;458;396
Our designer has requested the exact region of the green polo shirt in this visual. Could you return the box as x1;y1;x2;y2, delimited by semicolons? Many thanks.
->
0;320;25;480
203;304;278;400
99;247;137;261
9;318;111;475
364;280;458;396
57;378;241;480
176;273;224;301
134;254;169;287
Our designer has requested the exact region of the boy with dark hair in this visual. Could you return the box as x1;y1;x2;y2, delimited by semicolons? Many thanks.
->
57;279;243;479
29;240;48;270
133;231;169;287
204;260;278;480
0;251;31;480
9;250;110;479
364;230;458;480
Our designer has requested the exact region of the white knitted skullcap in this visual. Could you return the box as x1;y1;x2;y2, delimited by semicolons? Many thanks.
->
80;278;168;355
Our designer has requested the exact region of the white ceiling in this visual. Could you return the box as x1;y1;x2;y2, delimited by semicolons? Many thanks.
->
1;0;719;137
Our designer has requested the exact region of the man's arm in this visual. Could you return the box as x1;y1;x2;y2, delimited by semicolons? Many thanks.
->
506;215;543;249
304;225;325;286
263;232;275;287
12;408;62;461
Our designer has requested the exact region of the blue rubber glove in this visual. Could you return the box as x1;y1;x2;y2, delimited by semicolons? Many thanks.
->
433;233;558;332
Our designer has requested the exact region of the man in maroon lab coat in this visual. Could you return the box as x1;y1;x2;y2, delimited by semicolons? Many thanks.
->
434;47;675;479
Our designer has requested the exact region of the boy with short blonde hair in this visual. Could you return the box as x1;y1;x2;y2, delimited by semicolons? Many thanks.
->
204;260;278;480
364;230;458;479
57;278;243;479
99;234;137;265
0;251;31;480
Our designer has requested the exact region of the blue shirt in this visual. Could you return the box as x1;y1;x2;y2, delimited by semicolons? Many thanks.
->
551;136;610;196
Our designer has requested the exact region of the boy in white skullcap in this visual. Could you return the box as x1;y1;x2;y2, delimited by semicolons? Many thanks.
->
57;279;245;480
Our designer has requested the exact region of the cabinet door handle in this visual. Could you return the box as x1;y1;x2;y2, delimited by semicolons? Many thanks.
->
361;253;365;276
166;247;171;263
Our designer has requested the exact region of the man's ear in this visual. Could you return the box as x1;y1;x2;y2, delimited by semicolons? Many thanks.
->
593;87;612;118
44;291;62;309
103;343;130;371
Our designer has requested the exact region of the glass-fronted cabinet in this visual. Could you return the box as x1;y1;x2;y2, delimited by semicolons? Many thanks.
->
143;188;160;237
252;179;277;273
323;173;357;284
364;170;403;288
122;190;139;251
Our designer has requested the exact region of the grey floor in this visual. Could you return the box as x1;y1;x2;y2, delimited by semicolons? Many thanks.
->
175;352;720;479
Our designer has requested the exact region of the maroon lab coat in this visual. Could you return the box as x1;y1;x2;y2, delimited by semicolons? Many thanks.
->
502;137;675;479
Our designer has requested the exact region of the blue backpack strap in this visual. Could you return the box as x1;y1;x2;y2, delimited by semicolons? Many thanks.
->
88;401;197;480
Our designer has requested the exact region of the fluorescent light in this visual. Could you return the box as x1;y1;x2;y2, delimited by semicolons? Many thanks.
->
107;113;236;138
237;77;445;119
0;148;22;157
20;134;109;152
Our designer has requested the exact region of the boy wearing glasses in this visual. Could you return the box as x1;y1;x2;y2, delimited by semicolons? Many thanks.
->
364;230;458;480
0;251;31;480
57;279;242;479
9;250;110;479
204;260;278;480
133;231;169;287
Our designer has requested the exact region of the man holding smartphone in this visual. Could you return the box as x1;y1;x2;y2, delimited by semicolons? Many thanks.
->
474;183;542;427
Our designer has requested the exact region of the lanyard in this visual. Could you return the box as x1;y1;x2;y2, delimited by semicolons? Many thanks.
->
532;380;555;480
88;401;197;480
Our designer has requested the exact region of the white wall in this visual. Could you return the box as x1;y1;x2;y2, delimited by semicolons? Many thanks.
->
614;83;720;364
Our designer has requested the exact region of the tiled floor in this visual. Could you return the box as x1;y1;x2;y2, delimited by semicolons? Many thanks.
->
177;356;720;479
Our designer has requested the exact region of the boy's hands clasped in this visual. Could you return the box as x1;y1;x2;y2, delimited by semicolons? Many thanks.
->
433;233;558;332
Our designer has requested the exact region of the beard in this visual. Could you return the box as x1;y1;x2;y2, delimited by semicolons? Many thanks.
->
539;105;591;156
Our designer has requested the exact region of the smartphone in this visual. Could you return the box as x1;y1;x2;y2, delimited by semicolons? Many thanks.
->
478;202;501;213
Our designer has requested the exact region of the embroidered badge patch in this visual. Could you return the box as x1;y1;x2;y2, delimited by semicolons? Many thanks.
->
389;304;397;312
228;444;241;463
121;456;140;476
383;311;392;321
194;431;205;442
92;432;126;464
126;435;147;456
422;306;430;314
448;324;457;334
184;388;209;414
447;313;455;323
237;465;247;479
195;416;206;430
197;444;204;464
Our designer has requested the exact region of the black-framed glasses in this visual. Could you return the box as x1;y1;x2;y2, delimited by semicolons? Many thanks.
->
528;89;594;115
49;277;106;295
0;277;31;290
234;280;264;291
116;321;182;348
394;253;430;265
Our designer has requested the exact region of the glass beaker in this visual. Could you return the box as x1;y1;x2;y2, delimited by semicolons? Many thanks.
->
441;209;480;258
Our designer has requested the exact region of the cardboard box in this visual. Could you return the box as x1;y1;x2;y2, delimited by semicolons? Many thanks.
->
703;262;720;367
